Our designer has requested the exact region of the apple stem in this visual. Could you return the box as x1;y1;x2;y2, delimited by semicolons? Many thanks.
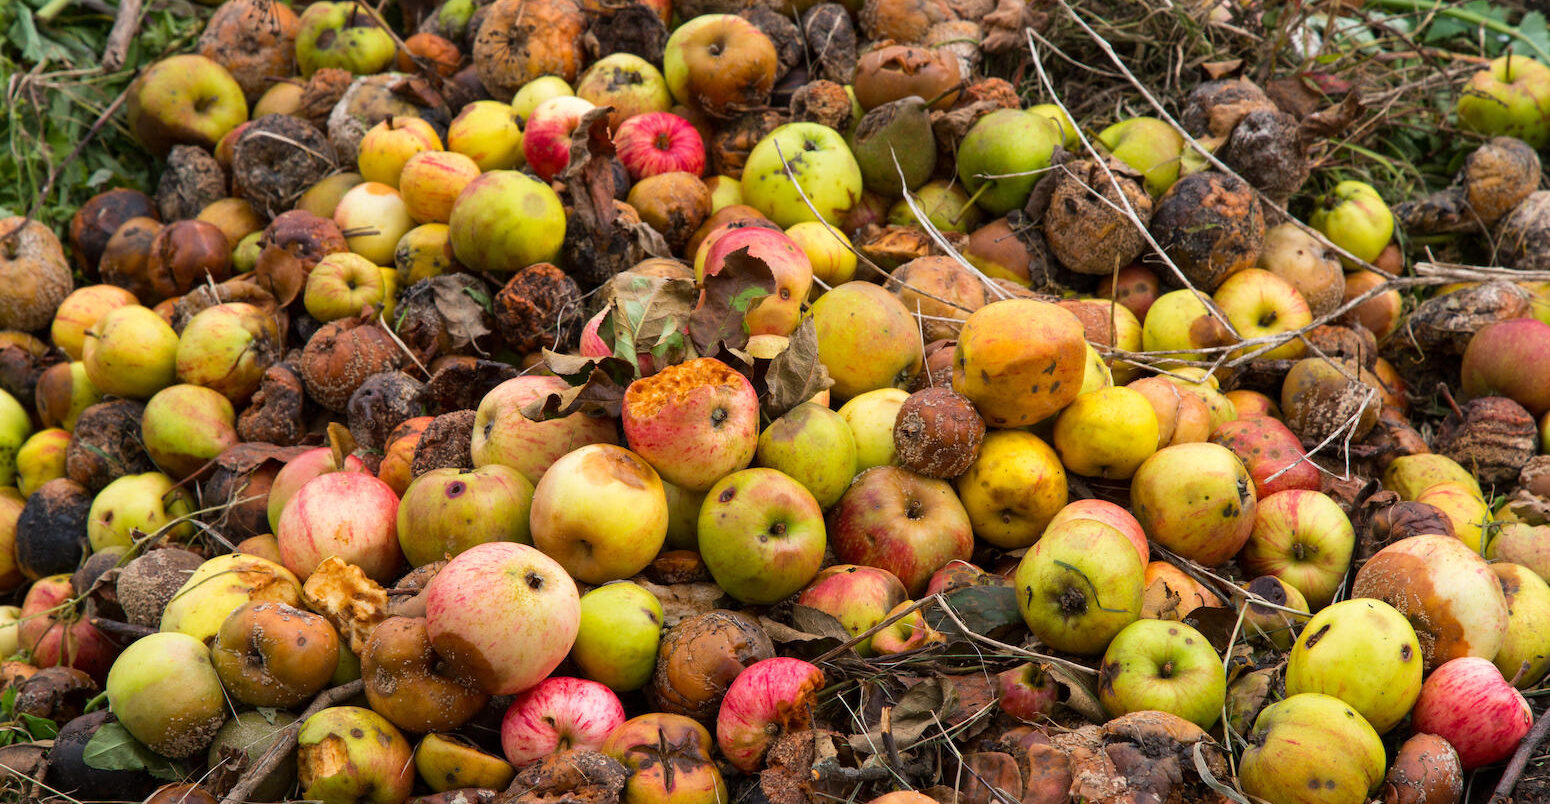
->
35;0;73;22
954;183;992;225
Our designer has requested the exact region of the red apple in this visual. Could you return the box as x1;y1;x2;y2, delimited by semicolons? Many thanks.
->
1462;318;1550;416
715;657;824;772
797;565;908;657
424;542;580;695
500;676;627;767
998;663;1061;723
827;466;974;595
1411;657;1533;770
1044;499;1149;566
276;471;403;583
522;95;597;181
615;112;706;181
267;447;369;534
697;227;814;337
19;574;118;680
399;150;482;224
1096;263;1161;320
1238;489;1355;610
622;358;759;492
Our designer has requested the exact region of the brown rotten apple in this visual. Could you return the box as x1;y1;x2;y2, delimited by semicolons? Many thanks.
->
211;601;340;708
663;14;778;119
362;616;489;733
603;713;727;804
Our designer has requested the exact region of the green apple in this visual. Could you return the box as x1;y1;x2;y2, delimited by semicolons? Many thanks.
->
305;252;389;322
294;2;396;78
88;471;196;552
141;384;240;479
742;122;863;228
698;468;826;605
1028;103;1078;149
0;389;31;488
160;553;304;644
1285;598;1422;733
811;282;921;401
1098;619;1225;729
1239;693;1387;804
1309;180;1394;266
663;481;706;551
1141;288;1232;364
449;170;567;272
297;706;414;804
1491;562;1550;689
82;304;179;400
174;302;282;404
125;54;248;157
106;631;228;758
1096;117;1186;197
512;76;575;122
447;100;526;172
396;465;535;567
35;361;101;432
887;179;983;233
956;109;1061;215
1457;54;1550;149
0;605;20;657
837;388;909;471
1014;518;1143;655
571;581;664;692
756;402;858;508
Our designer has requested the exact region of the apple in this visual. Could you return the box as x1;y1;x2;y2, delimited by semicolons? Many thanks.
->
1457;54;1550;148
1309;180;1394;266
1339;268;1403;338
15;429;69;497
1212;267;1312;360
1096;117;1187;197
1014;518;1144;655
955;429;1068;550
577;53;673;130
141;383;239;479
267;446;370;533
82;304;179;400
397;150;481;226
1096;263;1162;321
697;227;813;337
811;282;921;401
530;444;668;585
126;54;247;156
294;2;395;77
106;632;227;758
828;465;973;595
212;601;340;708
1130;442;1257;567
522;95;598;181
623;357;760;491
1414;481;1491;553
953;299;1087;428
1210;415;1319;498
797;565;908;656
511;75;574;121
361;615;490;734
1462;317;1550;417
571;581;664;692
175;302;281;404
755;402;857;509
447;100;525;171
0;605;22;657
277;471;403;583
604;713;726;804
742;122;863;228
886;180;982;233
1128;376;1211;449
1492;562;1550;688
34;361;99;432
1052;386;1159;479
425;541;580;695
1353;534;1509;671
1412;657;1534;770
1046;499;1149;564
19;574;118;679
357;116;442;188
1140;288;1233;364
956;109;1062;214
1141;560;1222;621
997;663;1061;723
50;285;137;361
501;676;627;766
334;181;415;267
0;393;28;491
1381;453;1482;501
296;172;365;219
1285;598;1423;733
786;220;856;292
1238;693;1387;804
397;464;535;567
304;252;388;322
716;657;824;772
1239;489;1355;610
614;111;705;181
448;170;567;272
416;733;516;793
698;467;826;604
664;14;777;119
1258;222;1345;316
159;553;304;644
87;471;195;552
1028;103;1078;148
471;375;620;485
1098;619;1224;729
836;387;908;471
297;706;414;804
706;174;744;211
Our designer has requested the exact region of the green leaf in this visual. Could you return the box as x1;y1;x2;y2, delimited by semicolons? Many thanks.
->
18;714;57;740
82;721;184;780
1;686;16;718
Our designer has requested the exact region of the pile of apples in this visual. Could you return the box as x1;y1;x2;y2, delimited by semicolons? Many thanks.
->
5;0;1550;802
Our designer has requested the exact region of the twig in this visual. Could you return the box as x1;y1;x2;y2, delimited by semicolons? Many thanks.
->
1489;703;1550;804
88;617;157;645
218;679;365;804
101;0;145;71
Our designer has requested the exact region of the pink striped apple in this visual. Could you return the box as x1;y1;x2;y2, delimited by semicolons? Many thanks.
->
501;677;626;766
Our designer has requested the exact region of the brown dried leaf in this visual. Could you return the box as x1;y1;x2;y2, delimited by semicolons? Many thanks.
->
1201;59;1244;80
689;246;775;355
428;277;494;352
519;351;635;421
254;244;307;307
301;556;390;655
1300;93;1365;140
760;318;833;420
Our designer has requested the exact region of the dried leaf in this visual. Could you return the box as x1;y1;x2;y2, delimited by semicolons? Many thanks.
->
212;443;311;475
565;107;621;231
429;276;494;352
852;676;953;754
1201;59;1244;80
601;272;700;374
561;108;671;285
519;351;635;421
760;318;834;420
253;244;307;307
1300;92;1364;140
1043;661;1107;723
927;584;1022;641
789;605;854;642
689;246;775;355
1183;606;1243;655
